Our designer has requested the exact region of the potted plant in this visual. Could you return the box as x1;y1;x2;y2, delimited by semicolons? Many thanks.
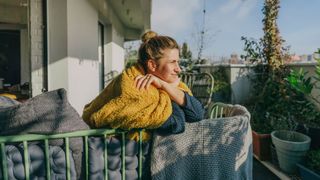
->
271;129;311;174
269;74;316;174
286;48;320;149
241;1;320;165
269;69;318;173
211;66;231;103
240;0;290;161
297;149;320;179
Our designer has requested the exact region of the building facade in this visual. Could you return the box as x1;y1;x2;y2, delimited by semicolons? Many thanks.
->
0;0;151;113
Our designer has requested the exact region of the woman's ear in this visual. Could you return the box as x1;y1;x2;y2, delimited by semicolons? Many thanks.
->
147;59;157;72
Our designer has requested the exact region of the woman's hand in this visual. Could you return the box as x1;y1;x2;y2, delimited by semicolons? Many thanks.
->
135;74;185;106
134;74;164;90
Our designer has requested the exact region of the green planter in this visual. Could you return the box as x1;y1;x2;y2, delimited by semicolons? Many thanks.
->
297;163;320;180
271;130;311;174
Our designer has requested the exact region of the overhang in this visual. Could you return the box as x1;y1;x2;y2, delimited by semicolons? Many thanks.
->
90;0;151;41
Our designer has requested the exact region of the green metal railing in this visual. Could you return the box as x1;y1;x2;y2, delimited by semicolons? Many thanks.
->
209;102;231;119
0;129;144;180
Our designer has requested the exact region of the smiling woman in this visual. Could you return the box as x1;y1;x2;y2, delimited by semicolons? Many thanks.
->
82;30;205;140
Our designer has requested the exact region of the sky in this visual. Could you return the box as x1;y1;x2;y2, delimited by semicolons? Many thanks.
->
151;0;320;61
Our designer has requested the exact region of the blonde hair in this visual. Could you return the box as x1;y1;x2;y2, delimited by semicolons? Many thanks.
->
138;31;179;71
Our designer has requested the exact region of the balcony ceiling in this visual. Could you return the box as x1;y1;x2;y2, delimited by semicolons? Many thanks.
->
89;0;151;40
108;0;150;30
105;0;151;40
0;0;27;26
0;0;27;7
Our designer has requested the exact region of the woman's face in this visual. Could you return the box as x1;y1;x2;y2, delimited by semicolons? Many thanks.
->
151;48;181;83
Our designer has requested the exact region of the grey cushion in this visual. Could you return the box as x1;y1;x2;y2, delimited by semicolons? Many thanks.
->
88;136;150;180
1;144;77;180
0;88;89;178
0;88;89;135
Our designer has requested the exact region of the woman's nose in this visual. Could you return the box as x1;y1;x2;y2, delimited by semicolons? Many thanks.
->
175;64;181;73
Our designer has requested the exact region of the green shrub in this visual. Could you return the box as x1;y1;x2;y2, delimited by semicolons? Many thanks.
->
306;149;320;174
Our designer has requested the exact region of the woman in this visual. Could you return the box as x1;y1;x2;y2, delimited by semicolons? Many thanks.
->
82;31;204;139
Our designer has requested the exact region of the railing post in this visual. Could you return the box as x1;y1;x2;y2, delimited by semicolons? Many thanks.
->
1;143;8;180
23;141;30;180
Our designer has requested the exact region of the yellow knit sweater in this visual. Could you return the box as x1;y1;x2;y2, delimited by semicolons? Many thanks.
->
82;64;191;140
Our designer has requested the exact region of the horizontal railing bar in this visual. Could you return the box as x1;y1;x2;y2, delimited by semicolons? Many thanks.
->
0;129;131;143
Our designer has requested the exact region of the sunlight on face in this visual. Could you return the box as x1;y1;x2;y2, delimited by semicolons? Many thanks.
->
152;48;181;83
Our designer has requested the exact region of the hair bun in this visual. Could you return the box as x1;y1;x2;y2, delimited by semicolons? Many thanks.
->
141;30;158;43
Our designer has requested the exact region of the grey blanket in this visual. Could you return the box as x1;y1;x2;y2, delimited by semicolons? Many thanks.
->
150;104;252;180
0;89;89;135
0;89;89;178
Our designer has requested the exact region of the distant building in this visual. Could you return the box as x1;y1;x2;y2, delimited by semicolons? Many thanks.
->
285;53;317;64
314;52;320;60
229;53;239;64
285;54;301;64
300;54;316;62
300;54;308;62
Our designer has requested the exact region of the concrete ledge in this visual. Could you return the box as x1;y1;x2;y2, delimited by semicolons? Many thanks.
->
253;154;291;180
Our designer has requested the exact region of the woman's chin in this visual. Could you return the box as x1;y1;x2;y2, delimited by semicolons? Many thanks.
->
166;77;179;83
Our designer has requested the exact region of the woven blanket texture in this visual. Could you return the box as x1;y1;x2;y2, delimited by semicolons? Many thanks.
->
150;104;252;180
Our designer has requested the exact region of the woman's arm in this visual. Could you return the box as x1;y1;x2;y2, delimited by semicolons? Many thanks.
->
181;92;205;122
135;74;204;121
160;80;185;106
135;74;185;106
156;94;204;135
156;101;186;135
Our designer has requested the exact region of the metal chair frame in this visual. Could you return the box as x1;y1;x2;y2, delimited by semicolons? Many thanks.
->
208;102;235;119
180;72;214;108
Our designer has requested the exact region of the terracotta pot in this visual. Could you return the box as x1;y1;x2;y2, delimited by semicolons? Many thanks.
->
252;130;271;161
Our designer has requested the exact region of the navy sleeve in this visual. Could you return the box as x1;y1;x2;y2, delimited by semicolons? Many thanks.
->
181;92;205;122
156;102;186;135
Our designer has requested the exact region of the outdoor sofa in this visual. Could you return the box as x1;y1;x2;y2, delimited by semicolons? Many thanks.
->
0;89;252;180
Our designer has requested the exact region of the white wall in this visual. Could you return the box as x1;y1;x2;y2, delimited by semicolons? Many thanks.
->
67;58;100;114
66;0;100;114
105;25;125;73
198;63;319;108
47;0;68;91
229;64;252;104
47;0;129;114
20;29;30;84
110;42;125;72
47;0;100;114
67;0;98;60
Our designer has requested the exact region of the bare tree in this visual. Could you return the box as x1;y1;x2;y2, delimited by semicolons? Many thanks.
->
192;0;220;63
